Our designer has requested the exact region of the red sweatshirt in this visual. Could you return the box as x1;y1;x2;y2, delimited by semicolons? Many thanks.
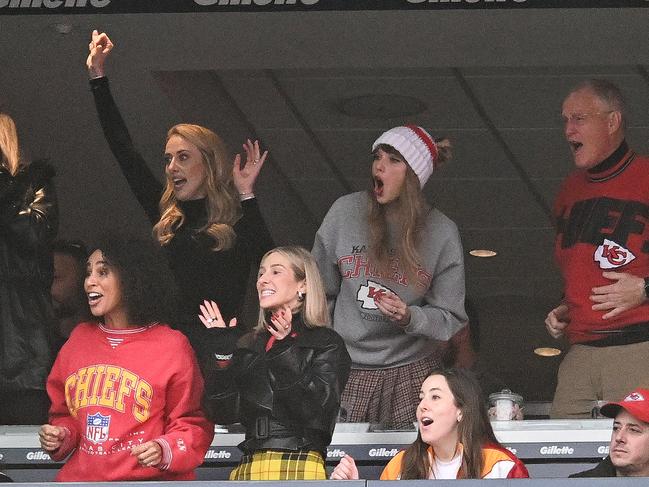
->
554;148;649;344
47;322;214;481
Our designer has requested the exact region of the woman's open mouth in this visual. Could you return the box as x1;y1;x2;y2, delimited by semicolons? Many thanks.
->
373;177;384;197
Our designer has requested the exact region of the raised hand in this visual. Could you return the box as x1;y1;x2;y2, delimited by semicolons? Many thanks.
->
198;299;237;329
233;139;268;195
86;29;114;79
266;305;293;340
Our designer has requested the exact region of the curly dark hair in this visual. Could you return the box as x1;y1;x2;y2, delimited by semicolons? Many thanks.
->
88;233;178;326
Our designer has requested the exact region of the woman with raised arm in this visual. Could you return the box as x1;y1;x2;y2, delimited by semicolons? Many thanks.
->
331;368;529;480
39;234;213;482
85;30;274;345
312;125;468;428
0;112;58;424
198;246;351;480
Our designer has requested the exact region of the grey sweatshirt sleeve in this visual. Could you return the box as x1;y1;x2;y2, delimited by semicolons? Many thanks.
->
402;217;468;341
312;203;342;311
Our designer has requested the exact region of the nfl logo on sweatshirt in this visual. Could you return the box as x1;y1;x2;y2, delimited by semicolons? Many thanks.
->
86;412;111;444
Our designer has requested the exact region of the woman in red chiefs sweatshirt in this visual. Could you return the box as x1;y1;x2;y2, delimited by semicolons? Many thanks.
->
39;234;214;482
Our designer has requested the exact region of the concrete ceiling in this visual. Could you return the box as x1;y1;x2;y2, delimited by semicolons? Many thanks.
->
1;7;648;402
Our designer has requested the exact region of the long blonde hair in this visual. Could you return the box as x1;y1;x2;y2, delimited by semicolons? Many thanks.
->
367;139;451;284
0;113;22;175
153;124;241;251
255;246;330;331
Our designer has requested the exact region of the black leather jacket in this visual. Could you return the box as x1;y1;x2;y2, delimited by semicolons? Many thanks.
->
0;160;57;391
202;316;351;457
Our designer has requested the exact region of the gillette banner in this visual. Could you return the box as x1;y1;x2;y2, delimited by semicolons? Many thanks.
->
0;0;647;15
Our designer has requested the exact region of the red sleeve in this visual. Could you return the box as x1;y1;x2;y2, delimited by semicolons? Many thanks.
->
507;459;530;479
46;352;81;461
498;443;530;479
154;340;214;473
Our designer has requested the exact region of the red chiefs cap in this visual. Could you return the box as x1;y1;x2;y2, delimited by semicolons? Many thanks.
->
600;388;649;423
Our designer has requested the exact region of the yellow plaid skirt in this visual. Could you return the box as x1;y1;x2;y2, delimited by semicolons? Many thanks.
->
229;450;327;480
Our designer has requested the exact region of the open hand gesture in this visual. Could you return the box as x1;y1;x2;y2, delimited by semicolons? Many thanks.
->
266;305;293;340
233;139;268;195
591;271;647;319
198;299;237;328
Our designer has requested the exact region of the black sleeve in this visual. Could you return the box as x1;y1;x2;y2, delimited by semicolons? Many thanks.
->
200;327;247;425
236;197;275;266
0;169;19;207
0;162;58;253
266;330;351;437
89;76;162;224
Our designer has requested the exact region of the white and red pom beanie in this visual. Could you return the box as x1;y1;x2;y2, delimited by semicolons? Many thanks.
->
372;125;439;187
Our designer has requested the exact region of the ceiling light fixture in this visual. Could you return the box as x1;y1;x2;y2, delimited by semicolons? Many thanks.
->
469;249;497;258
534;347;561;357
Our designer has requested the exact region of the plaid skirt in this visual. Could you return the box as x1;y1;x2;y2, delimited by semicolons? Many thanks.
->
340;355;441;428
229;450;327;480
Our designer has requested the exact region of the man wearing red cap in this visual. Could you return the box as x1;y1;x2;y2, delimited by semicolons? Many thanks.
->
571;388;649;477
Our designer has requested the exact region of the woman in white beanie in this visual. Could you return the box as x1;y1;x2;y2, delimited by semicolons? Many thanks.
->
312;125;468;428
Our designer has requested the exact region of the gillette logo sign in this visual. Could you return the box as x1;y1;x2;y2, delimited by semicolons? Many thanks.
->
0;0;109;7
26;451;51;461
195;0;319;5
204;449;232;459
540;446;574;455
327;448;346;459
369;448;399;457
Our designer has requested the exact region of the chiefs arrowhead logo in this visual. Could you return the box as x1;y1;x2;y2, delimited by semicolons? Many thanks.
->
624;392;645;402
357;280;395;310
593;238;635;269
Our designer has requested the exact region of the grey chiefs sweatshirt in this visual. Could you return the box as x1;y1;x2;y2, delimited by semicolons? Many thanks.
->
312;192;468;369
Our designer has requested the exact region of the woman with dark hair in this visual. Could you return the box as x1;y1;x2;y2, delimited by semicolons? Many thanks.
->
85;30;273;344
312;126;467;427
198;246;351;480
39;234;213;482
331;368;528;480
0;112;58;425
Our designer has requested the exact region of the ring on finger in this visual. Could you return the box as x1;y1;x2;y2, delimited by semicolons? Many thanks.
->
206;317;215;323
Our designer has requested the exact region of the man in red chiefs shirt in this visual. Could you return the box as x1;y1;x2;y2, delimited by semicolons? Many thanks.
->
546;79;649;418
